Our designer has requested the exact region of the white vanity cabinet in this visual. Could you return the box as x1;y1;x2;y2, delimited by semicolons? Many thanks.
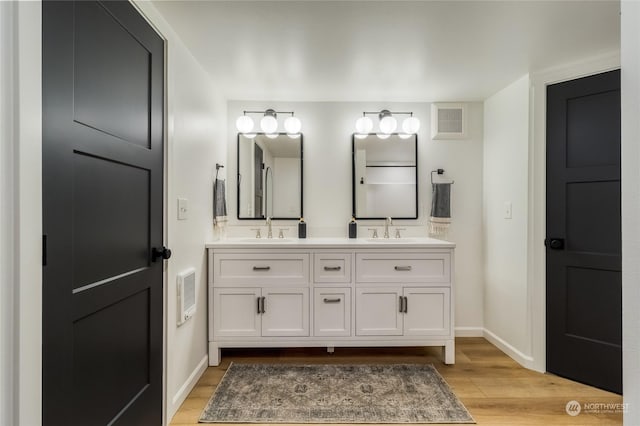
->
207;238;455;366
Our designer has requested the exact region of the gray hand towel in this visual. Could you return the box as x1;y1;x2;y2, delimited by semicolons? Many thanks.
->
429;183;451;236
213;178;227;227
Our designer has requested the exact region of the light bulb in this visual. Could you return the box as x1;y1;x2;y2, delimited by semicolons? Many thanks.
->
236;115;254;133
402;116;420;134
398;133;412;139
265;133;278;139
379;115;397;134
284;116;302;134
355;116;373;133
377;133;390;140
260;115;278;133
354;133;368;139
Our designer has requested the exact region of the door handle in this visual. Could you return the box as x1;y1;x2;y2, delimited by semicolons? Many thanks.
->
404;296;408;313
324;266;341;271
323;298;341;303
399;296;404;313
152;246;172;262
545;238;565;250
261;296;266;314
257;297;262;314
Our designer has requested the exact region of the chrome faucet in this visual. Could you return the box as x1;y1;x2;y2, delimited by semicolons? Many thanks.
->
384;217;393;239
266;217;273;239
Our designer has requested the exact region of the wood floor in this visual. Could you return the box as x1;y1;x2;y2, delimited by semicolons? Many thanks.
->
170;338;622;425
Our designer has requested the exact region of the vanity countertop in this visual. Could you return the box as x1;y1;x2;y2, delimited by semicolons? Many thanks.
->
206;237;455;249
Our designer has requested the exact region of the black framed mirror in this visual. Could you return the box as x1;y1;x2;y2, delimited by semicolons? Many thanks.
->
352;133;418;219
237;133;303;220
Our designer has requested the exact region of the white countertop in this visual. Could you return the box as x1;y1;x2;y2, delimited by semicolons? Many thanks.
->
205;237;455;249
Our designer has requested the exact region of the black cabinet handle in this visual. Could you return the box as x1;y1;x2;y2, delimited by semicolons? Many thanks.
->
257;297;262;314
394;266;412;271
399;296;404;313
404;296;408;313
323;298;341;303
324;266;341;271
253;266;271;271
152;246;172;262
261;296;266;314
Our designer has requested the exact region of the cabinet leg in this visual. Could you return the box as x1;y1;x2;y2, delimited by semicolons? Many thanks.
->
327;346;334;354
209;342;221;366
443;340;455;364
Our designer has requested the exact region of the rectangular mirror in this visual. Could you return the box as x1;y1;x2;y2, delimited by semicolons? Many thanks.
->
352;134;418;219
237;133;303;220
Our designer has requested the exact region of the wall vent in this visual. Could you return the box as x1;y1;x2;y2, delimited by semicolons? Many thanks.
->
177;268;196;326
431;103;467;140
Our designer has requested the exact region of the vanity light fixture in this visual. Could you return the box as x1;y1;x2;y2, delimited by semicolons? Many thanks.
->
235;109;302;135
354;110;420;138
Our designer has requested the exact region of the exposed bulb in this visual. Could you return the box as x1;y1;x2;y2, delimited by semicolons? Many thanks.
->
236;115;254;133
284;116;302;134
260;115;278;133
402;116;420;134
379;115;397;134
355;116;373;133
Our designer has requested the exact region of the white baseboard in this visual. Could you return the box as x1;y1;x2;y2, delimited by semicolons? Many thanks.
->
169;354;208;419
454;327;484;337
483;328;535;369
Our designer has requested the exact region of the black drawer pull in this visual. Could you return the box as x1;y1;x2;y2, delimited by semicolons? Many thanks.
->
323;298;341;303
394;266;412;271
253;266;271;271
323;266;342;271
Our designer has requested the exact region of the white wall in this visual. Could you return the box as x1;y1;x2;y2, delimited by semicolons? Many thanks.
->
226;101;485;333
134;2;227;422
621;1;640;423
482;75;532;364
0;2;16;425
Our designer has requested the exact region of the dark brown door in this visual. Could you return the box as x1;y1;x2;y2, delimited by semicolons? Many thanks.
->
43;1;165;424
546;70;621;394
254;143;264;218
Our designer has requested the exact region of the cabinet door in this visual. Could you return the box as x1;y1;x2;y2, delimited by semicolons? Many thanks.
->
262;288;309;337
355;287;403;336
314;288;351;337
213;288;261;337
403;287;450;336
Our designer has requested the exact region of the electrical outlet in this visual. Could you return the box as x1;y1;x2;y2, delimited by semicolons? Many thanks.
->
178;198;188;220
504;201;512;219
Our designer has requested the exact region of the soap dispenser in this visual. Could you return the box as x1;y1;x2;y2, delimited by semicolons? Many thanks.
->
298;218;307;239
349;217;357;239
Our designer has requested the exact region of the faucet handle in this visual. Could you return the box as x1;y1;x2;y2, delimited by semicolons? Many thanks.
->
278;228;290;239
395;228;406;239
367;228;379;239
250;228;262;239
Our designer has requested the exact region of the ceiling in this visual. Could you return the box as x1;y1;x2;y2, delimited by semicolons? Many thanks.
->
152;0;620;102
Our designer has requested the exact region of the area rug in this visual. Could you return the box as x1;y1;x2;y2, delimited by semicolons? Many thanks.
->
199;363;474;423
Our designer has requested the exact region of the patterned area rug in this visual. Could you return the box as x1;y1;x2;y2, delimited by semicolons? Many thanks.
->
199;363;475;424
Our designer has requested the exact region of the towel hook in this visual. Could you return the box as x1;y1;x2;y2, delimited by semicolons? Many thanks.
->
431;169;454;184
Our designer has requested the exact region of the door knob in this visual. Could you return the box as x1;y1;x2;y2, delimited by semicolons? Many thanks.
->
545;238;565;250
152;246;172;261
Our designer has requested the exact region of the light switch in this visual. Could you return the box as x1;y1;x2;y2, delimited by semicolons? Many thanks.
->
178;198;188;220
504;201;512;219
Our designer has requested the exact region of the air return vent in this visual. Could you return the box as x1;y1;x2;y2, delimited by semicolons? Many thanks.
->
431;103;467;140
177;268;196;326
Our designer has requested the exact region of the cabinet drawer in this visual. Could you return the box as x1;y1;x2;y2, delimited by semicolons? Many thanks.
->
313;253;352;283
356;252;450;284
313;288;351;337
212;253;310;286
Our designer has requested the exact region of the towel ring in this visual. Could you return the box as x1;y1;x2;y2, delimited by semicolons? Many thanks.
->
431;169;454;185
